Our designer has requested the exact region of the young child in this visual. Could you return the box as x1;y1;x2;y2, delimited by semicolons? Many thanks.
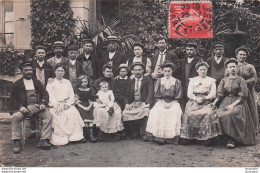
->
94;82;115;115
75;75;97;142
114;64;130;110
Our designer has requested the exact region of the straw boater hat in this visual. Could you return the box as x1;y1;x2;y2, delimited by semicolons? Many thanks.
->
186;42;198;49
67;45;78;51
35;45;47;51
104;36;120;44
133;42;145;50
117;64;130;72
130;62;145;70
52;41;65;48
224;58;238;67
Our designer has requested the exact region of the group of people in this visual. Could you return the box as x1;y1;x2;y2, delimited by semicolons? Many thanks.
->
9;36;258;154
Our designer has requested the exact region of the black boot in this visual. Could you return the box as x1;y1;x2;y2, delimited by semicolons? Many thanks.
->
83;127;89;140
88;127;97;143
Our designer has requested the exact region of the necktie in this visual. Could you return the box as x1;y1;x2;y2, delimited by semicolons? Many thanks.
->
135;79;140;91
159;54;164;66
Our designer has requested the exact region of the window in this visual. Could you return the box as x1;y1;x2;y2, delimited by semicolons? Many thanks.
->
1;0;14;46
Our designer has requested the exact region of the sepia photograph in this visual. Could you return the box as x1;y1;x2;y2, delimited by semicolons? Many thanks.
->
0;0;259;169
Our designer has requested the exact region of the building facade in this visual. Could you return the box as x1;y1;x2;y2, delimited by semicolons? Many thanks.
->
0;0;120;50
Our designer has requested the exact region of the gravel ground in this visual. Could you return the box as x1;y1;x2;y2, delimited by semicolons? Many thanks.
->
0;122;260;167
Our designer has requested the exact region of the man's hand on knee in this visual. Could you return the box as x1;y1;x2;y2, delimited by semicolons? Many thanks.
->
39;104;46;110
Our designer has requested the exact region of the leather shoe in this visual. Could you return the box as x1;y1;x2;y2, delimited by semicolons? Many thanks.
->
38;140;51;149
13;140;21;153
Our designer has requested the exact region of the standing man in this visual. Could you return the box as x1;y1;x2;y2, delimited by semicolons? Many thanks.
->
100;36;126;76
33;45;55;87
47;41;67;69
151;36;179;79
122;62;154;139
77;39;101;85
206;42;228;86
10;60;53;153
179;42;201;109
63;45;84;91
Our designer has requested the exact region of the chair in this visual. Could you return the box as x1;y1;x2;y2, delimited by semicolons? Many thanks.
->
21;117;41;146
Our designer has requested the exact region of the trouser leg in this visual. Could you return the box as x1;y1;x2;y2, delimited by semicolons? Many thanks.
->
37;109;53;140
139;117;148;137
11;112;25;140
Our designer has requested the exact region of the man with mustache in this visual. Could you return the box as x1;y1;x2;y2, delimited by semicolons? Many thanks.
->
122;62;154;139
10;60;53;153
100;36;126;76
47;41;67;69
206;42;228;86
151;36;179;80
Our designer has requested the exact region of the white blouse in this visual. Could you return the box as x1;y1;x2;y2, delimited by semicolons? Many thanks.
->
46;78;75;107
187;76;216;101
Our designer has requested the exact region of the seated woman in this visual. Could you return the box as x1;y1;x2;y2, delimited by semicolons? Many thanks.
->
145;61;183;145
211;58;256;149
93;81;124;140
46;63;86;146
180;61;221;145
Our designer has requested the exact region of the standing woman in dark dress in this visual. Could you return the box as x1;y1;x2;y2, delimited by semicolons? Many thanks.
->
75;75;97;142
211;58;256;149
235;46;259;134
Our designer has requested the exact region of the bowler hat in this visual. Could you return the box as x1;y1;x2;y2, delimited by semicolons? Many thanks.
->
53;41;65;48
130;62;145;70
117;64;130;72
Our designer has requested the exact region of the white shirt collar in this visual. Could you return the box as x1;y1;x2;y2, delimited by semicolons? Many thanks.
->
214;56;222;64
119;76;128;80
187;57;194;63
84;53;90;60
23;79;34;90
37;60;44;67
109;51;116;59
69;59;76;65
159;49;166;55
135;76;143;81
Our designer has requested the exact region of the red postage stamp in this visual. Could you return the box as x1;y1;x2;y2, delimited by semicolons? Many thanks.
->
169;1;213;38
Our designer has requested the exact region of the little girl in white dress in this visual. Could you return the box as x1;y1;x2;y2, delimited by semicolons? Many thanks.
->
94;82;114;115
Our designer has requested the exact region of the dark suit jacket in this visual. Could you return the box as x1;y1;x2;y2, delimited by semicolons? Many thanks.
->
100;50;126;76
151;50;179;77
77;53;101;79
124;76;154;106
63;60;84;81
9;78;49;111
32;61;55;86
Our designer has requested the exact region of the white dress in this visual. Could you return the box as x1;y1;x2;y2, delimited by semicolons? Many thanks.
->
46;78;84;146
146;77;183;139
94;90;114;111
